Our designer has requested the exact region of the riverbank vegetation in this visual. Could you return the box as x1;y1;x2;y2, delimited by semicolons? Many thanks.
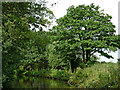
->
22;62;118;88
2;1;120;88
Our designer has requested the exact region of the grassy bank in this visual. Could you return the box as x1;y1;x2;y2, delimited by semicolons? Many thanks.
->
19;63;118;88
70;63;118;88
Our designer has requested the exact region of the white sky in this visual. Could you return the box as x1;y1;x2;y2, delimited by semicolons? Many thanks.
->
45;0;119;63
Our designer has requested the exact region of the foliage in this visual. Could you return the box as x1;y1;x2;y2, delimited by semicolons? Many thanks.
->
46;44;70;70
25;68;72;80
51;3;118;72
25;63;118;88
2;2;119;88
2;1;54;83
50;69;71;80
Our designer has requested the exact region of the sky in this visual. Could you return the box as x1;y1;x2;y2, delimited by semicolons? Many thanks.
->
43;0;119;63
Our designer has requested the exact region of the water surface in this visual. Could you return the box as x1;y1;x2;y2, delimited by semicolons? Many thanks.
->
3;76;70;88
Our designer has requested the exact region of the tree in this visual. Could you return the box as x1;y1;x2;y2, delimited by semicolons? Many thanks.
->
46;43;70;70
2;1;54;81
51;3;118;72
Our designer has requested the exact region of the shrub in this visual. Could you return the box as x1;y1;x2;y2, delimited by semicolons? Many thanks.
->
50;69;71;80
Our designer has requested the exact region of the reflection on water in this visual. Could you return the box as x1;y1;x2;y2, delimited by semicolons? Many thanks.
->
3;76;70;88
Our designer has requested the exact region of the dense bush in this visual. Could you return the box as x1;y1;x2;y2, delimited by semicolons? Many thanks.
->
50;69;71;80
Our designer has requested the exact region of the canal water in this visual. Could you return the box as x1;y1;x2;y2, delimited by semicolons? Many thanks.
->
3;76;70;88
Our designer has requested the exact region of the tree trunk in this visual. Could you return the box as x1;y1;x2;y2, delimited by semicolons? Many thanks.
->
82;46;85;64
70;59;74;73
86;50;90;63
77;33;86;64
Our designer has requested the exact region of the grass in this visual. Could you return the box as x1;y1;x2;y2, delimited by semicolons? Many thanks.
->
76;63;118;88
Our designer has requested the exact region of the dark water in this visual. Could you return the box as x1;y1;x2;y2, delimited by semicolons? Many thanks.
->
3;76;70;88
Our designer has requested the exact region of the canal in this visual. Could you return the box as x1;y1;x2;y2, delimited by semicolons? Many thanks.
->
3;76;70;88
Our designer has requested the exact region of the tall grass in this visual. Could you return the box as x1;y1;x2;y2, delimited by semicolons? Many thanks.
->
75;63;118;88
